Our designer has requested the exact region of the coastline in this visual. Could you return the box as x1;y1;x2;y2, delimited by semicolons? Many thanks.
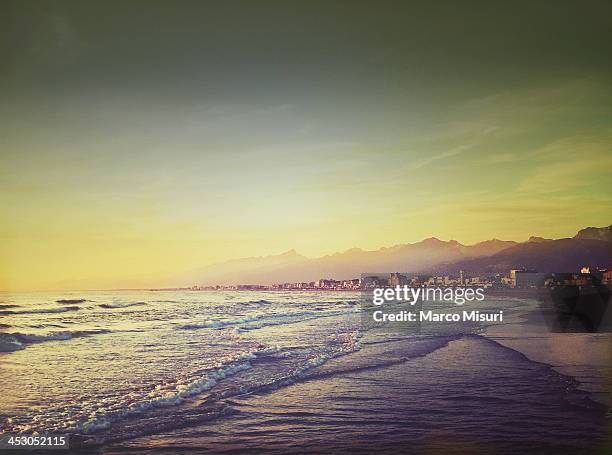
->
99;292;611;454
483;297;612;408
2;289;610;454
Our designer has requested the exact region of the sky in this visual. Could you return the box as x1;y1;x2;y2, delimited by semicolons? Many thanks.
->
1;1;611;290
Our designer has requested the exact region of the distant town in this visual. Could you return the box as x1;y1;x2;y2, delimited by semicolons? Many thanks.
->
150;267;612;292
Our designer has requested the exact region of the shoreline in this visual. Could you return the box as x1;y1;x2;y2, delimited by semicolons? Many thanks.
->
482;297;612;407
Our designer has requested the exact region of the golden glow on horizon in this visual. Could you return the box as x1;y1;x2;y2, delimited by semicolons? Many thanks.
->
2;122;611;292
1;6;611;291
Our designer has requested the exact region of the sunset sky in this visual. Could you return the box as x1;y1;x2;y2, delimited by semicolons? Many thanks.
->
1;1;611;290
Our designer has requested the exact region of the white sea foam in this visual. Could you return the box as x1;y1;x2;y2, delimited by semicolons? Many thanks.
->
180;308;358;332
65;351;261;434
1;290;369;441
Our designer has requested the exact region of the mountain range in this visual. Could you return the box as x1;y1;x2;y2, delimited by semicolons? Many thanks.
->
175;225;612;285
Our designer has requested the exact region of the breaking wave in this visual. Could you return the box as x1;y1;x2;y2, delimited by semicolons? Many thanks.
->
0;329;111;351
178;308;357;332
0;306;80;315
51;350;268;435
99;302;147;309
39;339;365;440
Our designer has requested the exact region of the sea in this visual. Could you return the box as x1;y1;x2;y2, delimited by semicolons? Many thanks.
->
0;290;610;454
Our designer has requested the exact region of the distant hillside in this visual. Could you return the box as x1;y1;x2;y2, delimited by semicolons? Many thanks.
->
574;225;612;242
175;249;310;286
172;225;611;285
435;237;612;274
174;237;517;285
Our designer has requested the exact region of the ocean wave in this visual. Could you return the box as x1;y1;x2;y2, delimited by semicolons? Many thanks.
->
178;313;288;330
0;306;80;315
238;299;273;305
179;309;357;332
0;304;20;309
0;333;24;352
28;323;68;329
99;302;147;309
65;350;265;435
223;334;458;404
235;299;359;308
302;335;456;381
0;329;111;350
235;310;356;333
6;332;364;440
288;300;360;307
209;332;364;400
56;299;87;304
54;343;358;444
